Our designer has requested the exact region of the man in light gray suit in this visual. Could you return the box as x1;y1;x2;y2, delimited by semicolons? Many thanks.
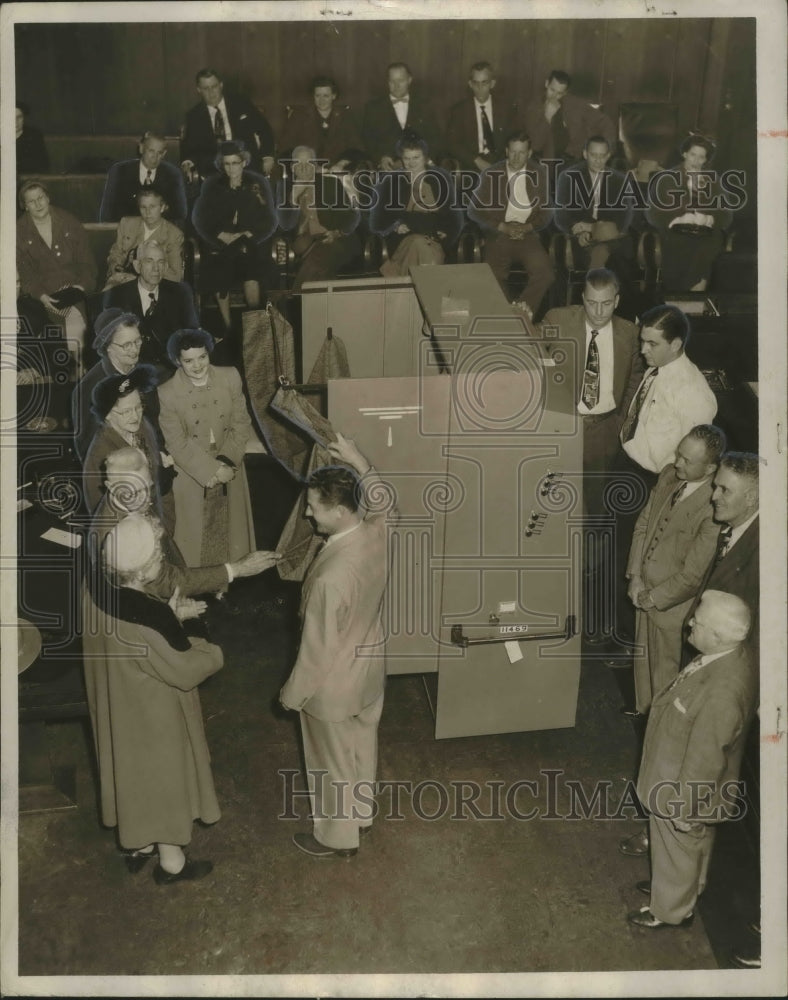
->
280;434;396;859
624;425;725;715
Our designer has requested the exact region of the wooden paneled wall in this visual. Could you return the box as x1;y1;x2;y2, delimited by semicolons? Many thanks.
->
16;17;754;170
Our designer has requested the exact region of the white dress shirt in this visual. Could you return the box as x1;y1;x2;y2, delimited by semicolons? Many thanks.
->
391;95;409;129
622;352;717;473
209;98;232;140
577;318;615;415
504;165;533;224
139;163;158;185
727;511;758;551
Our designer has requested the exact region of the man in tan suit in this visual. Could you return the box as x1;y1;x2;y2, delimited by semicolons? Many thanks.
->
628;590;757;929
624;425;725;715
280;435;396;859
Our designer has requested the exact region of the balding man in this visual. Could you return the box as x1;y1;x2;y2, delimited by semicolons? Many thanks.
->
624;425;725;715
627;590;757;929
100;131;188;224
685;452;760;663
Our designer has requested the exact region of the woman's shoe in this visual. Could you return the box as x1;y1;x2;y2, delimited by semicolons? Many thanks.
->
120;846;158;874
153;859;214;885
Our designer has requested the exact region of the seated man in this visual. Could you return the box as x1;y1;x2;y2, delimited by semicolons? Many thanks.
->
370;134;462;277
278;75;365;171
523;69;616;168
180;67;275;183
362;62;442;170
99;131;188;224
444;61;518;173
468;130;554;317
104;239;199;371
278;146;361;292
555;135;634;272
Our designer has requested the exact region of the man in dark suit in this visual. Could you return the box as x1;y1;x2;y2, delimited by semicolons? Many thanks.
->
444;61;517;173
625;425;725;715
99;132;188;224
104;240;199;371
180;68;275;181
362;62;442;170
468;130;555;317
523;68;616;166
555;135;634;272
628;589;757;929
538;267;643;517
685;452;760;663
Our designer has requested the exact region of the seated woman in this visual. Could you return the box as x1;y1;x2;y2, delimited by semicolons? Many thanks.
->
83;513;221;883
277;145;361;292
83;366;174;534
370;134;463;277
103;188;184;290
646;135;733;292
157;329;256;584
277;74;365;171
16;179;96;373
192;140;278;337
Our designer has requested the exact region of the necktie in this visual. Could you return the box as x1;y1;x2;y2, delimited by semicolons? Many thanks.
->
145;292;156;317
580;330;600;410
621;367;658;444
550;108;569;158
670;481;687;507
668;655;704;691
480;105;495;155
715;524;733;564
213;105;225;141
145;169;153;185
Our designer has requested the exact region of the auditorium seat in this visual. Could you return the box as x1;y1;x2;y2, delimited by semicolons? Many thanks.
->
43;135;180;174
19;173;107;223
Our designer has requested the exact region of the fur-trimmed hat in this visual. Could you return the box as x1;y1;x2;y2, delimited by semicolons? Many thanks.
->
90;365;158;421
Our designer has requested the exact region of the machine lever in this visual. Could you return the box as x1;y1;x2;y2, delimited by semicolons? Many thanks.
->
450;615;577;648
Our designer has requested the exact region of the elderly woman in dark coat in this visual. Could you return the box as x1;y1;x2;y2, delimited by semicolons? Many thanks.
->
191;140;278;335
83;514;220;882
16;179;97;371
82;365;174;533
157;329;255;580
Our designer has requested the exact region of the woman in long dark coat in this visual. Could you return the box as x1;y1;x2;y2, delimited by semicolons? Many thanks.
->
192;140;278;335
84;514;221;883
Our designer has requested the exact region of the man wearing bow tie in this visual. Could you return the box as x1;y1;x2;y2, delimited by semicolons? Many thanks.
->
180;68;275;182
362;62;442;170
445;61;517;172
627;589;757;929
625;425;725;715
684;452;760;664
280;435;397;860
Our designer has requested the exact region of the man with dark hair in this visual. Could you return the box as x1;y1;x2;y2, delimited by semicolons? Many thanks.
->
625;425;725;715
444;61;518;172
537;267;643;518
523;69;616;164
362;62;442;170
685;452;760;663
280;434;396;860
628;590;757;929
104;239;199;370
278;75;364;170
555;135;633;271
180;68;275;181
99;132;188;224
468;130;554;317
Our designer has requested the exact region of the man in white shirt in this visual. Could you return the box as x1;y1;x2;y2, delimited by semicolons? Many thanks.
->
99;132;188;224
361;62;442;171
445;61;517;172
468;130;555;317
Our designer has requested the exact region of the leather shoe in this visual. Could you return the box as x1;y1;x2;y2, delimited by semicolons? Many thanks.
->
730;951;761;969
120;846;158;874
152;859;213;885
627;905;693;929
636;879;651;896
359;825;371;837
292;832;357;859
619;829;649;856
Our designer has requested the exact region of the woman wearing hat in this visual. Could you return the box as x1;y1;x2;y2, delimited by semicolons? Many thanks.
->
16;179;97;373
83;366;175;533
191;140;278;336
84;513;221;883
157;328;255;578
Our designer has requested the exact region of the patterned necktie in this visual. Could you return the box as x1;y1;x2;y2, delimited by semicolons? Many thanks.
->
145;291;156;317
480;105;495;155
671;481;687;507
145;169;153;185
213;105;225;141
621;367;658;443
580;330;600;409
715;524;733;565
668;655;704;691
